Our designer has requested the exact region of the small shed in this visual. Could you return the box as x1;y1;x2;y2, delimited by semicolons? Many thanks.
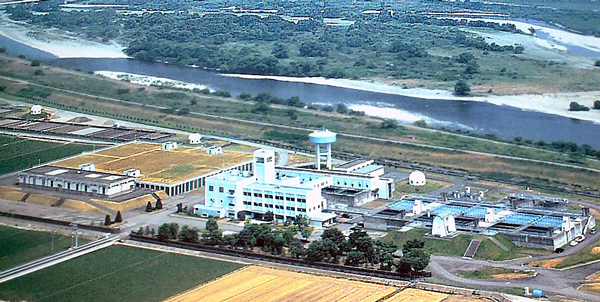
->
124;169;141;178
162;141;178;150
30;105;42;115
432;212;456;237
188;133;202;144
207;146;223;155
408;170;426;186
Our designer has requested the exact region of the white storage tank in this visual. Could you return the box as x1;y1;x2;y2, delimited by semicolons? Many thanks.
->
188;133;202;144
408;170;426;186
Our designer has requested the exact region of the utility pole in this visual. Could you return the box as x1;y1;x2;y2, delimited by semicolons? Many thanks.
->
51;230;55;254
70;223;79;248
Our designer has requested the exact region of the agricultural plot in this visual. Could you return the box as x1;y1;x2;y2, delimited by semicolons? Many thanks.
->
0;134;95;174
385;288;448;302
164;266;397;302
0;245;242;302
0;225;79;271
55;142;252;184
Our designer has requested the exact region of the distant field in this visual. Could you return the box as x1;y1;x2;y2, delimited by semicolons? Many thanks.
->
394;179;453;198
0;134;95;174
0;245;243;302
0;225;80;271
54;142;253;184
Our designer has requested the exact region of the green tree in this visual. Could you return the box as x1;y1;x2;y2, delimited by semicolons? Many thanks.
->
454;80;471;96
146;201;153;212
593;100;600;110
34;69;44;76
514;45;525;54
238;92;253;100
595;60;600;67
401;249;430;272
115;211;123;223
206;217;219;233
155;199;163;210
238;211;246;221
456;52;474;63
380;119;399;129
104;214;111;226
178;225;199;243
402;239;425;254
158;223;179;241
264;211;274;222
289;244;307;259
569;101;590;111
31;59;41;67
336;103;349;114
345;251;365;266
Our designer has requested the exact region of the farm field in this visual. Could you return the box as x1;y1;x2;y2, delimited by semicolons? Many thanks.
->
0;134;95;174
165;266;487;302
385;288;447;302
0;245;243;302
164;266;398;302
54;142;253;184
0;224;81;271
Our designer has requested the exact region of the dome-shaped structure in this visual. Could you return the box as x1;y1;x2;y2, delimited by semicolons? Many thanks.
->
188;133;202;144
30;105;42;115
408;170;426;186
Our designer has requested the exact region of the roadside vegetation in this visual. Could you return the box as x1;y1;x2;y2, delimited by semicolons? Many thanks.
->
143;217;430;274
457;268;535;280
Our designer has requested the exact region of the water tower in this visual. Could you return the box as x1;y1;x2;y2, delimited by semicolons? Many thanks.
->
309;129;337;170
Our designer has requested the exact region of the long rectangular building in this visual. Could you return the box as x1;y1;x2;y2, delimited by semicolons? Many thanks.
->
19;166;135;196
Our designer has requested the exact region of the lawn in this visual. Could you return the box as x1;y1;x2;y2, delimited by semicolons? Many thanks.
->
0;134;95;174
0;245;244;302
394;180;453;198
387;228;524;261
457;268;535;280
0;225;81;271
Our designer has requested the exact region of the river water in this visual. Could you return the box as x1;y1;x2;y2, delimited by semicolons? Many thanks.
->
1;34;599;148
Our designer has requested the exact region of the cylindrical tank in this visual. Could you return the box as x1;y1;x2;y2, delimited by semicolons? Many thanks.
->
532;289;543;298
309;130;337;144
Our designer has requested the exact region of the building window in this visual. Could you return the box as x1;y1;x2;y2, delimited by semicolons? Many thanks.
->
209;186;214;191
286;206;295;211
219;187;224;193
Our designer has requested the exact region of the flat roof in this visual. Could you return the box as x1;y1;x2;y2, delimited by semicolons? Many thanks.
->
21;166;132;184
278;166;375;180
53;142;253;185
336;159;373;170
353;165;384;175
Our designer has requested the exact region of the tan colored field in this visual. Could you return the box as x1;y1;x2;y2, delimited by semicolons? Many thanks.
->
444;296;493;302
385;288;448;302
62;199;108;215
491;273;533;280
54;142;253;184
586;271;600;281
578;283;600;295
0;186;26;201
287;153;314;165
93;193;155;212
26;193;60;206
529;258;565;269
164;266;397;302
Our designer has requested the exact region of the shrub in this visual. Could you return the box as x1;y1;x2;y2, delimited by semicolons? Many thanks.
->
569;102;589;111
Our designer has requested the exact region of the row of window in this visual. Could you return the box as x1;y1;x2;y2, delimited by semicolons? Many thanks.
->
241;201;308;212
242;191;306;203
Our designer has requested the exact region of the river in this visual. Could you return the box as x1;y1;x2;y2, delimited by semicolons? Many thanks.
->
1;34;599;148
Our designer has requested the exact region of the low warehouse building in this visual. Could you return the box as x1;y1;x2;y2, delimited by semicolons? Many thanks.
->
19;166;135;196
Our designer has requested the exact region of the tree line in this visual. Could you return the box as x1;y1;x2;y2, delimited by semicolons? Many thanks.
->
139;218;430;273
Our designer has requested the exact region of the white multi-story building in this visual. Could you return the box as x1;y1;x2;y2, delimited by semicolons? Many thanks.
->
201;149;336;227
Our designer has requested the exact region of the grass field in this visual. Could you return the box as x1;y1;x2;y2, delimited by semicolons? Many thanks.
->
54;142;252;184
385;228;524;261
394;180;453;198
531;239;600;269
457;268;535;280
0;225;80;271
0;245;243;302
165;266;398;302
0;134;95;175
